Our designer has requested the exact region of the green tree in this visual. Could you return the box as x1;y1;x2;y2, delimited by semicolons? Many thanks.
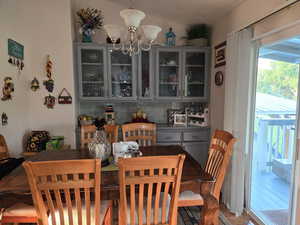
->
257;59;299;100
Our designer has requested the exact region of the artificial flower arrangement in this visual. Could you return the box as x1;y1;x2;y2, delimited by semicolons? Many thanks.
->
77;8;103;42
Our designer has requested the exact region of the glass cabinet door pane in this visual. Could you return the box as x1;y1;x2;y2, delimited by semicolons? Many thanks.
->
184;52;205;97
110;51;133;98
81;49;103;64
158;51;180;97
111;51;132;64
141;51;150;97
80;48;105;98
82;65;104;82
82;83;104;97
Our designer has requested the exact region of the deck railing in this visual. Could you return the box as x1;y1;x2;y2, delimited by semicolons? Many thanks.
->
254;115;295;172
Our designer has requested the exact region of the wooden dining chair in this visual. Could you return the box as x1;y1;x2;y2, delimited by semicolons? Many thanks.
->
0;134;9;160
23;159;113;225
178;130;236;225
80;124;119;148
121;123;156;147
0;135;38;225
118;154;185;225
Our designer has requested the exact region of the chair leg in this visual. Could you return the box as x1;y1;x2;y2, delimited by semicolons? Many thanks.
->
213;210;219;225
103;201;113;225
200;195;219;225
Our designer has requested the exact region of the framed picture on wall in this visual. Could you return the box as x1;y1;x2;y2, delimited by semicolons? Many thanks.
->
214;41;226;68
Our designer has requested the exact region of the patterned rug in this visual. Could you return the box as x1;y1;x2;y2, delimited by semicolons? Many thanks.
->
178;207;224;225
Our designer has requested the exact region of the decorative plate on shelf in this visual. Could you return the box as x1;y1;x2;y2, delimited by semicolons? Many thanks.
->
215;71;224;86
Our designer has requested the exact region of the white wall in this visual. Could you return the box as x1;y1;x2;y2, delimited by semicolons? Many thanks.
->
209;0;297;133
0;0;76;156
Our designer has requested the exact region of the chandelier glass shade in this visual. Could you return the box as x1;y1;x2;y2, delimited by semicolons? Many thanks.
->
104;8;161;56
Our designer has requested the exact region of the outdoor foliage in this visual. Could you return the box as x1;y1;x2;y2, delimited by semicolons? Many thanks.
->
257;59;299;100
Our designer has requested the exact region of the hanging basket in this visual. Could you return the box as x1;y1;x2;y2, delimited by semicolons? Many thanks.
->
58;88;72;104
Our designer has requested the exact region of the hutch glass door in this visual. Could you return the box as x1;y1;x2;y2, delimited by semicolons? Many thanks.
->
157;50;181;98
139;51;152;99
183;51;206;98
109;50;135;99
80;48;106;98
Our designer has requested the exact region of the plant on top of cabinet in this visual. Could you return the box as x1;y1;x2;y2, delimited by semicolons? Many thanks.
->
77;8;103;43
183;24;210;47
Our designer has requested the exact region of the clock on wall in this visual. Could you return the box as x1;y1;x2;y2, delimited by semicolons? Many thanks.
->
215;71;224;86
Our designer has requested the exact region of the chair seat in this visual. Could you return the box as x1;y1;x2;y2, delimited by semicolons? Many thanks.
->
48;200;112;225
2;203;37;217
1;203;38;223
178;191;204;207
126;193;170;225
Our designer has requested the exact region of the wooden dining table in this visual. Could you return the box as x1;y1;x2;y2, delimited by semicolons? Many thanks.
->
0;145;218;225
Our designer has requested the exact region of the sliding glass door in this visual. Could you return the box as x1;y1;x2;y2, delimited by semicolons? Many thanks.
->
248;37;300;225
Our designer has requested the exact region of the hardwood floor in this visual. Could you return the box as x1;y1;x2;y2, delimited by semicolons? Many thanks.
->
220;204;260;225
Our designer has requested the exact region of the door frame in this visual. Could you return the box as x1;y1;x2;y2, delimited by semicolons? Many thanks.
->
245;42;300;225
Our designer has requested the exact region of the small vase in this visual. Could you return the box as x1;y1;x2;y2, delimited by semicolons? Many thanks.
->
82;33;92;43
81;29;94;43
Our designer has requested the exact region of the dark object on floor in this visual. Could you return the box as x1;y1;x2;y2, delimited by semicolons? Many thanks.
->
0;157;24;179
178;207;201;225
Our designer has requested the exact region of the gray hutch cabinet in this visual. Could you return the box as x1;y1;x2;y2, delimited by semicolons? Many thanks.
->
76;44;210;101
75;43;211;164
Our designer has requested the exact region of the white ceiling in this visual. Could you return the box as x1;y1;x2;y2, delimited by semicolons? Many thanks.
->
109;0;246;25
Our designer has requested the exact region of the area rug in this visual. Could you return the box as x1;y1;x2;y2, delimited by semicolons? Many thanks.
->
178;207;224;225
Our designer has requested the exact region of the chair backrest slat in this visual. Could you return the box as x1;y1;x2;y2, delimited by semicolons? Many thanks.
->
122;123;156;147
204;130;236;201
0;134;9;160
118;155;185;225
23;159;102;225
80;124;119;148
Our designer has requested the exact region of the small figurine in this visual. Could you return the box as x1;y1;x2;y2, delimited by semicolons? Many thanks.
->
44;95;56;109
43;79;54;92
165;27;176;47
1;113;8;126
44;55;54;92
46;55;53;79
1;77;14;101
104;105;115;125
31;77;40;91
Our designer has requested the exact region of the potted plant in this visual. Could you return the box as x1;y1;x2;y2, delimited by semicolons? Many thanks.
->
77;8;103;43
183;24;210;47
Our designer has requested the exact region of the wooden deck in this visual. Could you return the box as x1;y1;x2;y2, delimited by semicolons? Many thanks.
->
250;170;290;224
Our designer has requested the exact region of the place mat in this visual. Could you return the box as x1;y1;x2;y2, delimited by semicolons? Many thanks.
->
102;157;119;172
102;163;119;172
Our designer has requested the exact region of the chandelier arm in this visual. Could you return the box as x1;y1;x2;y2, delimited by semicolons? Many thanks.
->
121;43;129;55
112;42;122;51
140;40;153;51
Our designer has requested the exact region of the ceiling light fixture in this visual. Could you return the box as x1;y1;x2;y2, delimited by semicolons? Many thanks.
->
103;0;162;56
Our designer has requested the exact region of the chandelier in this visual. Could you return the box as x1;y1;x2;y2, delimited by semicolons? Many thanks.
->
103;5;161;56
